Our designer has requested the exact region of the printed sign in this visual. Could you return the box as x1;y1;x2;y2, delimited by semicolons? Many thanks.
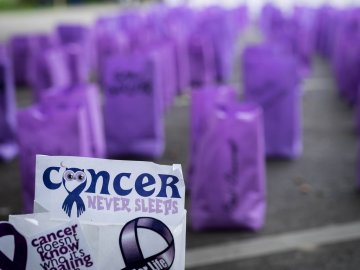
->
35;156;185;223
1;156;186;270
0;219;96;270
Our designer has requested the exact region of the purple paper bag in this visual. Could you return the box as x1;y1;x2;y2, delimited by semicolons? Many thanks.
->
150;6;193;93
17;105;92;213
292;7;316;76
56;24;88;43
331;10;360;104
260;4;285;41
157;42;177;110
0;44;17;161
259;5;314;77
188;33;216;87
40;84;106;158
190;102;266;230
163;10;191;93
315;7;341;59
24;34;57;98
117;10;148;48
358;135;360;189
8;35;31;86
173;36;191;94
228;6;249;33
29;47;71;101
27;50;51;100
63;43;90;85
356;86;360;134
56;23;94;77
189;85;237;184
243;44;302;158
9;33;56;87
103;51;164;158
94;23;130;81
197;6;237;83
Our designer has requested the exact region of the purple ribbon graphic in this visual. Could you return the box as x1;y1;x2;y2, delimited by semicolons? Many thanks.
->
0;223;27;270
119;217;175;270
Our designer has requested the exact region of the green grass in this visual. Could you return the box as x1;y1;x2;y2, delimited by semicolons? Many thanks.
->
0;0;40;12
0;0;116;12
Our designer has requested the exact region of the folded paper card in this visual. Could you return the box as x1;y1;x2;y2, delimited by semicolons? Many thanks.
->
0;156;186;270
31;155;186;270
0;215;96;270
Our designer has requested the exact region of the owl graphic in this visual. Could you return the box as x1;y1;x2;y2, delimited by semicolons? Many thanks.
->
61;167;87;218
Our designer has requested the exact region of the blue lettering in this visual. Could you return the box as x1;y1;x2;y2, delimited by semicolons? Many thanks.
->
135;173;156;197
157;174;181;198
113;173;132;196
85;170;110;195
43;167;181;199
43;167;62;190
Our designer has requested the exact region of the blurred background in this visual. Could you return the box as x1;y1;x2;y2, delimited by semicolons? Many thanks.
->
1;0;360;269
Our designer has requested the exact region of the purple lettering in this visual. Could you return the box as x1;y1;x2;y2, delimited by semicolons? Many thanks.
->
96;196;104;210
149;198;156;213
87;196;96;209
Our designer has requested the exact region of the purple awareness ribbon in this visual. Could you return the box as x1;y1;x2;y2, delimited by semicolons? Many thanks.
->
119;217;175;270
0;223;27;270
